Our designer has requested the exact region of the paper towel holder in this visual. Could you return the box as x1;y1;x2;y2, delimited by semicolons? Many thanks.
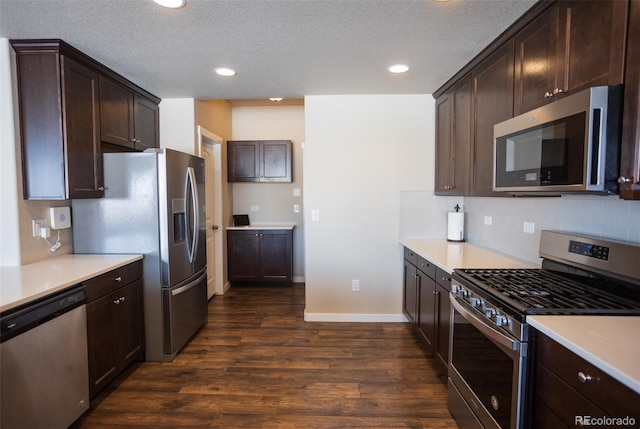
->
447;204;465;242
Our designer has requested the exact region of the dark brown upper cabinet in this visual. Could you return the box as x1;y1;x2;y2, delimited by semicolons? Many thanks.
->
471;40;514;197
515;1;628;114
100;76;159;151
619;0;640;200
514;5;561;115
11;39;160;200
12;41;103;199
433;0;635;199
227;140;292;182
435;75;472;196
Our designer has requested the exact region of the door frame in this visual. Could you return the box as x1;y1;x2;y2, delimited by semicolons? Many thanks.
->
197;125;227;297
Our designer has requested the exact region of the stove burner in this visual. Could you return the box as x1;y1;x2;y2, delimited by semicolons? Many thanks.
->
456;268;640;314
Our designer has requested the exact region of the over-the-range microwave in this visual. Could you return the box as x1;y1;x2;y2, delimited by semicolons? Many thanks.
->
493;85;623;195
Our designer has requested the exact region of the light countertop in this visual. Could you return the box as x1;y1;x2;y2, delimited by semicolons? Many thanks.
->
399;239;538;273
227;224;295;231
528;315;640;394
0;254;143;313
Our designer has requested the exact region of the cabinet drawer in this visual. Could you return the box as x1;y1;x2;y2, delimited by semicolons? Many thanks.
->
536;333;640;419
416;256;436;279
86;260;143;303
534;363;603;428
435;267;452;291
403;247;418;265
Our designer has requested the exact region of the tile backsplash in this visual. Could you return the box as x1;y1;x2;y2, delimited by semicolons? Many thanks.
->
400;192;640;265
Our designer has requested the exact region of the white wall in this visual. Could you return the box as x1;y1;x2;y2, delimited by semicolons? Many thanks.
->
304;94;433;321
0;38;20;266
231;105;306;281
159;98;196;154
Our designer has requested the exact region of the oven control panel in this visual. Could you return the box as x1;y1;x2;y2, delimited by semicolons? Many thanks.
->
568;240;610;261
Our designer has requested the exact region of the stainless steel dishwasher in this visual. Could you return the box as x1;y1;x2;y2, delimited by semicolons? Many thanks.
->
0;285;90;429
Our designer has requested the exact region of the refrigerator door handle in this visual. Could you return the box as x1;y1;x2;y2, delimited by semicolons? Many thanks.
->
185;166;199;264
171;271;206;297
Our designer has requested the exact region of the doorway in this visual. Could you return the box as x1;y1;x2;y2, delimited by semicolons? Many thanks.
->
198;126;226;298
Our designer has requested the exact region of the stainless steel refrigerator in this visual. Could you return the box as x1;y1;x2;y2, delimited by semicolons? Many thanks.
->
73;148;208;362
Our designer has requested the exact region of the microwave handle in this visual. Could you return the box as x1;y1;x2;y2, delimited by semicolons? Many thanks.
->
450;293;521;353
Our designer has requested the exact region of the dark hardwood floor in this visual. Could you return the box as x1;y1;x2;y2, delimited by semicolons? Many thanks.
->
73;284;458;428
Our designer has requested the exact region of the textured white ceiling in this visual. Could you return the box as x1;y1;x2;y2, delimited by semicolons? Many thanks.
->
0;0;536;100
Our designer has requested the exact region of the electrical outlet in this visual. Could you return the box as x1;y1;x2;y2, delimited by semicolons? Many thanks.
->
32;219;47;237
293;204;300;213
523;222;535;234
251;205;259;212
352;279;360;292
484;216;493;226
312;210;320;222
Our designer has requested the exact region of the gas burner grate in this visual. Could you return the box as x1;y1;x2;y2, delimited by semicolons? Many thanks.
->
458;268;640;313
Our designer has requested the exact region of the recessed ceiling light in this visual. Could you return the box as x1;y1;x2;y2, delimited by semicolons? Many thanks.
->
214;67;236;77
269;98;283;102
153;0;186;8
388;64;410;74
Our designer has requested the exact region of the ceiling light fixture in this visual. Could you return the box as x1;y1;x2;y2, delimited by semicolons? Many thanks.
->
388;64;410;74
153;0;186;8
269;98;283;102
214;67;236;77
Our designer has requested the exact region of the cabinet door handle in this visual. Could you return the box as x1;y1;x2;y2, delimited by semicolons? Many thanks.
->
618;176;633;184
114;276;122;282
544;91;554;99
577;371;594;383
553;88;564;96
113;298;120;304
98;186;105;191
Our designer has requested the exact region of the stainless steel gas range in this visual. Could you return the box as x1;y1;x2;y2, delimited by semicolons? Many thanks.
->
447;230;640;429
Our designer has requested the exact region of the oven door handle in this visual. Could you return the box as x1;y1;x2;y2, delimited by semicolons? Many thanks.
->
450;294;520;352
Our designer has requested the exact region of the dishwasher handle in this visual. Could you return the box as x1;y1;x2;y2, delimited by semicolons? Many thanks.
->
0;286;86;343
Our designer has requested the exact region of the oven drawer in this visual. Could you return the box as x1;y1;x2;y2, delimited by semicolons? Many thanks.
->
535;333;640;423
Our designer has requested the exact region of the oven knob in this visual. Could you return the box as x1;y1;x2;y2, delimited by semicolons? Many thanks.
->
485;308;496;318
451;284;459;294
470;297;480;307
495;315;508;326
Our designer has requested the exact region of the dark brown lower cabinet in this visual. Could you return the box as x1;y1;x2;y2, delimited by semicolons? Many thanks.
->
227;229;293;286
434;281;451;370
86;261;144;397
402;248;452;375
533;332;640;428
403;258;418;324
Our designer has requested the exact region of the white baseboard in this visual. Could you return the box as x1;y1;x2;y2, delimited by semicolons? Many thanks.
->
303;310;408;323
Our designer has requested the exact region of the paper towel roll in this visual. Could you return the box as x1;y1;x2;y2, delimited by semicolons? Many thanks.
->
447;212;465;242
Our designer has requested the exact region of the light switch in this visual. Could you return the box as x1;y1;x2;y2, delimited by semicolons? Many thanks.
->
293;188;301;197
293;204;300;213
251;205;259;212
312;210;320;222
